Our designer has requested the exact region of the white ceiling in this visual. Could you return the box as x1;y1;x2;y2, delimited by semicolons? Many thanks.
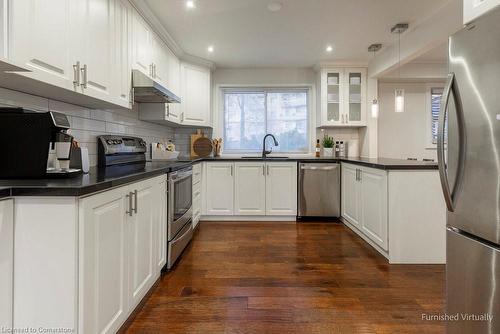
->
144;0;448;68
414;43;448;62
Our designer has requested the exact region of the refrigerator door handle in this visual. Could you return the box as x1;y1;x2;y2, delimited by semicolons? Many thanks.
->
437;72;466;212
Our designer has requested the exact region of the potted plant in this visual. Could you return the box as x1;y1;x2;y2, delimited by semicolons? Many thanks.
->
322;135;334;156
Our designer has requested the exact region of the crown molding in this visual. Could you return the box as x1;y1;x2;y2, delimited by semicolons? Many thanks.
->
181;53;216;71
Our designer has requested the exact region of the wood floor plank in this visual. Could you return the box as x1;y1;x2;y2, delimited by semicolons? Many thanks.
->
124;222;445;333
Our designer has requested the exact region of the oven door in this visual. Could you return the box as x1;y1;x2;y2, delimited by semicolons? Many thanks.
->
168;167;193;240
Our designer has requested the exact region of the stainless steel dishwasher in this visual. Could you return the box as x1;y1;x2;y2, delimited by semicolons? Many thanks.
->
298;162;340;218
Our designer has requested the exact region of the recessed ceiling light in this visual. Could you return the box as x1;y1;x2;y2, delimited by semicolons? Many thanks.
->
186;0;195;9
267;1;283;12
326;45;333;52
207;46;214;53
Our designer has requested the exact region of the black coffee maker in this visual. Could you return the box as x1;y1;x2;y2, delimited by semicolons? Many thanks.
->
0;107;82;178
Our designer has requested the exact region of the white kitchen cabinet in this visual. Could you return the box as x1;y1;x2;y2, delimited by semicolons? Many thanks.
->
464;0;500;24
128;178;158;310
131;10;152;76
8;0;75;89
180;62;211;126
75;0;114;102
265;162;297;216
341;163;361;228
112;0;132;106
341;163;388;251
79;175;164;334
205;162;234;215
150;34;170;86
360;167;388;251
168;49;181;97
192;163;202;228
0;199;13;331
234;162;266;215
155;176;167;272
318;67;366;127
79;186;129;334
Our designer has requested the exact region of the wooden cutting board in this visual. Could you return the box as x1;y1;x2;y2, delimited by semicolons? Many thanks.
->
191;129;212;158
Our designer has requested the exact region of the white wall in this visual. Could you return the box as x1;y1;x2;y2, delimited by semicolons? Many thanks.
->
378;82;444;160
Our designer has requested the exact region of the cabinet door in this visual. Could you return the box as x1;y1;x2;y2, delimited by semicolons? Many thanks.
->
155;178;167;272
8;0;75;89
128;178;157;309
205;163;234;215
112;0;132;106
151;34;169;85
79;187;128;334
78;0;114;101
0;199;13;331
181;62;211;126
360;167;388;250
265;162;297;216
321;68;343;126
168;50;181;97
131;11;152;76
341;163;361;227
344;68;366;125
234;162;266;215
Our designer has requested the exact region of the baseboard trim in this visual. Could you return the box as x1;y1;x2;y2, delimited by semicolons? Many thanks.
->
200;215;297;222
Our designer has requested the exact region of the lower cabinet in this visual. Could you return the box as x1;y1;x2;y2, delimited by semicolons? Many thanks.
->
265;162;297;215
205;161;297;217
341;163;388;251
234;162;266;215
79;175;164;334
0;199;13;331
205;162;234;215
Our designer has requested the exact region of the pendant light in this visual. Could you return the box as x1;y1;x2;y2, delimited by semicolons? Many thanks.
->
368;43;382;118
391;23;408;113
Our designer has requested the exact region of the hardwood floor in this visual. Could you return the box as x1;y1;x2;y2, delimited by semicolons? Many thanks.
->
124;222;445;334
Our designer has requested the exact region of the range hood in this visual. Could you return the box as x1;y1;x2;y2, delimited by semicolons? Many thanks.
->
132;69;181;103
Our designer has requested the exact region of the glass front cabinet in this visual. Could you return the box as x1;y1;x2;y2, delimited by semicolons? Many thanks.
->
319;67;366;127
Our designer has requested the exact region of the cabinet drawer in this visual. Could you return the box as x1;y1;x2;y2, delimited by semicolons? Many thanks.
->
193;163;202;184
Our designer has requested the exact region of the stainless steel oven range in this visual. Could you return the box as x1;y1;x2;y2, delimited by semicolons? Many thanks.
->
167;166;193;269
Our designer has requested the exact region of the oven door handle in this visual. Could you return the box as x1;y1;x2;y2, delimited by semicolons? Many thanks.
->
169;171;192;182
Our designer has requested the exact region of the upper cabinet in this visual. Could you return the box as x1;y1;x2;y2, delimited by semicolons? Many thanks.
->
318;67;366;127
180;62;211;126
9;0;75;89
463;0;500;24
131;10;152;76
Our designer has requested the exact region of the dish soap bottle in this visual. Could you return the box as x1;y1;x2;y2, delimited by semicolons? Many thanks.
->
315;139;320;157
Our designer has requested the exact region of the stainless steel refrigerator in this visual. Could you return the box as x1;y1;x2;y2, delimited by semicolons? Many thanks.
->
438;6;500;333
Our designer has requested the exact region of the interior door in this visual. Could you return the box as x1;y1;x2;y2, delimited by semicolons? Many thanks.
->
9;0;74;89
443;9;500;245
234;162;266;215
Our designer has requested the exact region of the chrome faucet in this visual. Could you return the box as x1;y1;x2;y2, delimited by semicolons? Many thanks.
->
262;134;279;159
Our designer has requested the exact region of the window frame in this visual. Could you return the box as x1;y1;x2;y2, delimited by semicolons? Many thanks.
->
215;85;314;155
425;83;445;149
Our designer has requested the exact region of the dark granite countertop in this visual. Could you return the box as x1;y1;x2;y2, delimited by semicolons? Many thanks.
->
0;156;437;197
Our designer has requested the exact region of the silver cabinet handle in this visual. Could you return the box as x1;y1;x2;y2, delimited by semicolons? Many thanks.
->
73;61;81;86
267;165;270;175
230;165;233;176
149;63;153;77
166;104;170;117
133;190;138;214
126;192;133;216
154;63;157;77
262;165;265;175
437;72;466;212
181;113;184;123
358;169;362;181
81;64;88;89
